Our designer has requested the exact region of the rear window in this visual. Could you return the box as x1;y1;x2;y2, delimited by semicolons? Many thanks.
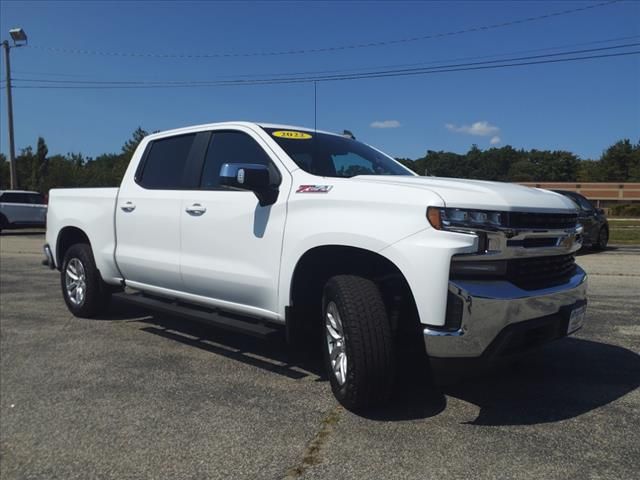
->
137;134;196;189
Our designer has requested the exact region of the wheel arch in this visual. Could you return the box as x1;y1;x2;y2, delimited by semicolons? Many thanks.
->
287;245;421;344
56;226;92;270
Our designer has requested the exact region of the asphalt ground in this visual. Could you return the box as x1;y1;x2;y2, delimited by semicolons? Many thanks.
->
1;231;639;480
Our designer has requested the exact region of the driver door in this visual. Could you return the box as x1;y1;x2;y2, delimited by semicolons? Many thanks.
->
179;127;289;319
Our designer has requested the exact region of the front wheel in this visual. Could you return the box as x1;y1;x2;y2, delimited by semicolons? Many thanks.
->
322;275;395;411
594;226;608;250
61;243;111;318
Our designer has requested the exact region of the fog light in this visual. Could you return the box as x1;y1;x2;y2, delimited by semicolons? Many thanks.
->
450;260;507;277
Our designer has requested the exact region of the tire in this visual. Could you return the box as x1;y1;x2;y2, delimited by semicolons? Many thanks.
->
322;275;395;411
594;226;608;250
0;214;7;232
60;243;111;318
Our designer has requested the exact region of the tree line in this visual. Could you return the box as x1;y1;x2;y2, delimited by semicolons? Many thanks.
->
0;128;148;193
0;128;638;192
397;139;639;183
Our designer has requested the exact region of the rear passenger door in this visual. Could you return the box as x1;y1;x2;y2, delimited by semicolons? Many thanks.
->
23;193;47;225
115;132;205;292
179;128;290;318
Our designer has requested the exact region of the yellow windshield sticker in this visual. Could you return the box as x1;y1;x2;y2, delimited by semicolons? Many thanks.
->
272;130;312;140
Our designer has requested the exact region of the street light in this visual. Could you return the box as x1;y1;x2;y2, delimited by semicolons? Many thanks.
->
2;27;28;189
9;28;28;44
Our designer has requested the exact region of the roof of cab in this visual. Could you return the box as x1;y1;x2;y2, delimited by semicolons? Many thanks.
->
144;121;341;141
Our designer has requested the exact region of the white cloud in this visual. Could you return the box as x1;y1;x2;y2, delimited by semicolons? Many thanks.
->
445;120;500;137
370;120;401;129
490;136;501;145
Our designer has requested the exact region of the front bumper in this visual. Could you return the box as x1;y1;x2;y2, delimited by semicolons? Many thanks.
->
424;266;587;358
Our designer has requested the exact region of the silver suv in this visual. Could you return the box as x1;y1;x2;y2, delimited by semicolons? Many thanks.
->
0;190;47;231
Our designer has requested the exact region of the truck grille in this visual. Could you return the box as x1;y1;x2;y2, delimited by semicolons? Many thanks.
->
506;212;577;230
506;254;577;290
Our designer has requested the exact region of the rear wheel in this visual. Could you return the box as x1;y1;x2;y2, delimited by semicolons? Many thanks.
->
61;243;111;318
594;226;608;250
322;275;395;411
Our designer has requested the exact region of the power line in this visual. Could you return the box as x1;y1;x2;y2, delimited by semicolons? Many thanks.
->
15;33;640;82
29;0;622;59
12;49;640;89
13;42;640;87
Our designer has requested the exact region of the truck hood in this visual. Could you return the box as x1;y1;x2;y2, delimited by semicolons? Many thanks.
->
354;175;576;212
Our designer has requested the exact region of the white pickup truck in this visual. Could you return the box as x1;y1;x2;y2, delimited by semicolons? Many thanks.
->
44;122;587;410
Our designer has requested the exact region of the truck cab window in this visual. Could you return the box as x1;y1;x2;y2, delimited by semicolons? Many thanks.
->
263;127;410;178
137;134;196;189
200;131;279;189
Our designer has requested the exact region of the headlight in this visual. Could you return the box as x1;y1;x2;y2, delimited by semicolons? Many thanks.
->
427;207;505;231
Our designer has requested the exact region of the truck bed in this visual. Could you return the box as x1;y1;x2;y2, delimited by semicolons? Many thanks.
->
45;188;122;283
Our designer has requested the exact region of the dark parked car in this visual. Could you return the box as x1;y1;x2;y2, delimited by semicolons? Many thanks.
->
553;190;609;250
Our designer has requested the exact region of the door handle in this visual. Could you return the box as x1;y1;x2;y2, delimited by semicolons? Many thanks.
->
185;203;206;216
121;201;136;212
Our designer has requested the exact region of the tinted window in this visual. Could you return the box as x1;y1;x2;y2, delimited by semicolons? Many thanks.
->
138;134;196;189
573;194;594;211
332;152;377;177
0;193;43;204
1;193;20;203
263;127;410;178
200;131;278;189
25;193;45;204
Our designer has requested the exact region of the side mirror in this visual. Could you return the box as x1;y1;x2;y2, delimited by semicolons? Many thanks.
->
219;163;278;206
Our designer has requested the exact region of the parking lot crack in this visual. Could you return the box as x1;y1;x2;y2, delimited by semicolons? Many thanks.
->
282;405;343;479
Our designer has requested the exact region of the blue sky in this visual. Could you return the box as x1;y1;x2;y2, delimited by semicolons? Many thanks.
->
0;0;639;161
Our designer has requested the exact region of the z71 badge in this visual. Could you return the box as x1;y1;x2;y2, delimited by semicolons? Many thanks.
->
296;185;333;193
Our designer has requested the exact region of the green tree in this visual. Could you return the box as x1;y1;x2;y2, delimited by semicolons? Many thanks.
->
114;127;149;182
16;146;34;190
28;137;50;191
597;139;640;181
508;159;537;181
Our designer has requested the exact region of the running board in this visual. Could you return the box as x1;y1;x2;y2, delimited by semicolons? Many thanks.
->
112;292;280;338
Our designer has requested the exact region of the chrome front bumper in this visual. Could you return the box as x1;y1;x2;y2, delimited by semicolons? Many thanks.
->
424;266;588;358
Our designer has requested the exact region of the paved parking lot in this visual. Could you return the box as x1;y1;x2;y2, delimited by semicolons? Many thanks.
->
1;231;639;479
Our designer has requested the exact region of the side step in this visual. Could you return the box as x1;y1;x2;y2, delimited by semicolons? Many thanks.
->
112;292;280;338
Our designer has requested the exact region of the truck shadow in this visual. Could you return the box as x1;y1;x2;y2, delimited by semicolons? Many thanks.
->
367;337;640;425
117;305;324;382
112;300;639;426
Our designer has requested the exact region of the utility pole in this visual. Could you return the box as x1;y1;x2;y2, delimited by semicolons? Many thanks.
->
3;40;17;189
2;28;27;190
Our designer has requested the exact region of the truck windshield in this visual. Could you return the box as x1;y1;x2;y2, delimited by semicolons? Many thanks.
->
263;127;411;178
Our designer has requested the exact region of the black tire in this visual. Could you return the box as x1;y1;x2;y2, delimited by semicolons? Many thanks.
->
60;243;111;318
322;275;395;411
0;214;8;232
594;226;609;250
